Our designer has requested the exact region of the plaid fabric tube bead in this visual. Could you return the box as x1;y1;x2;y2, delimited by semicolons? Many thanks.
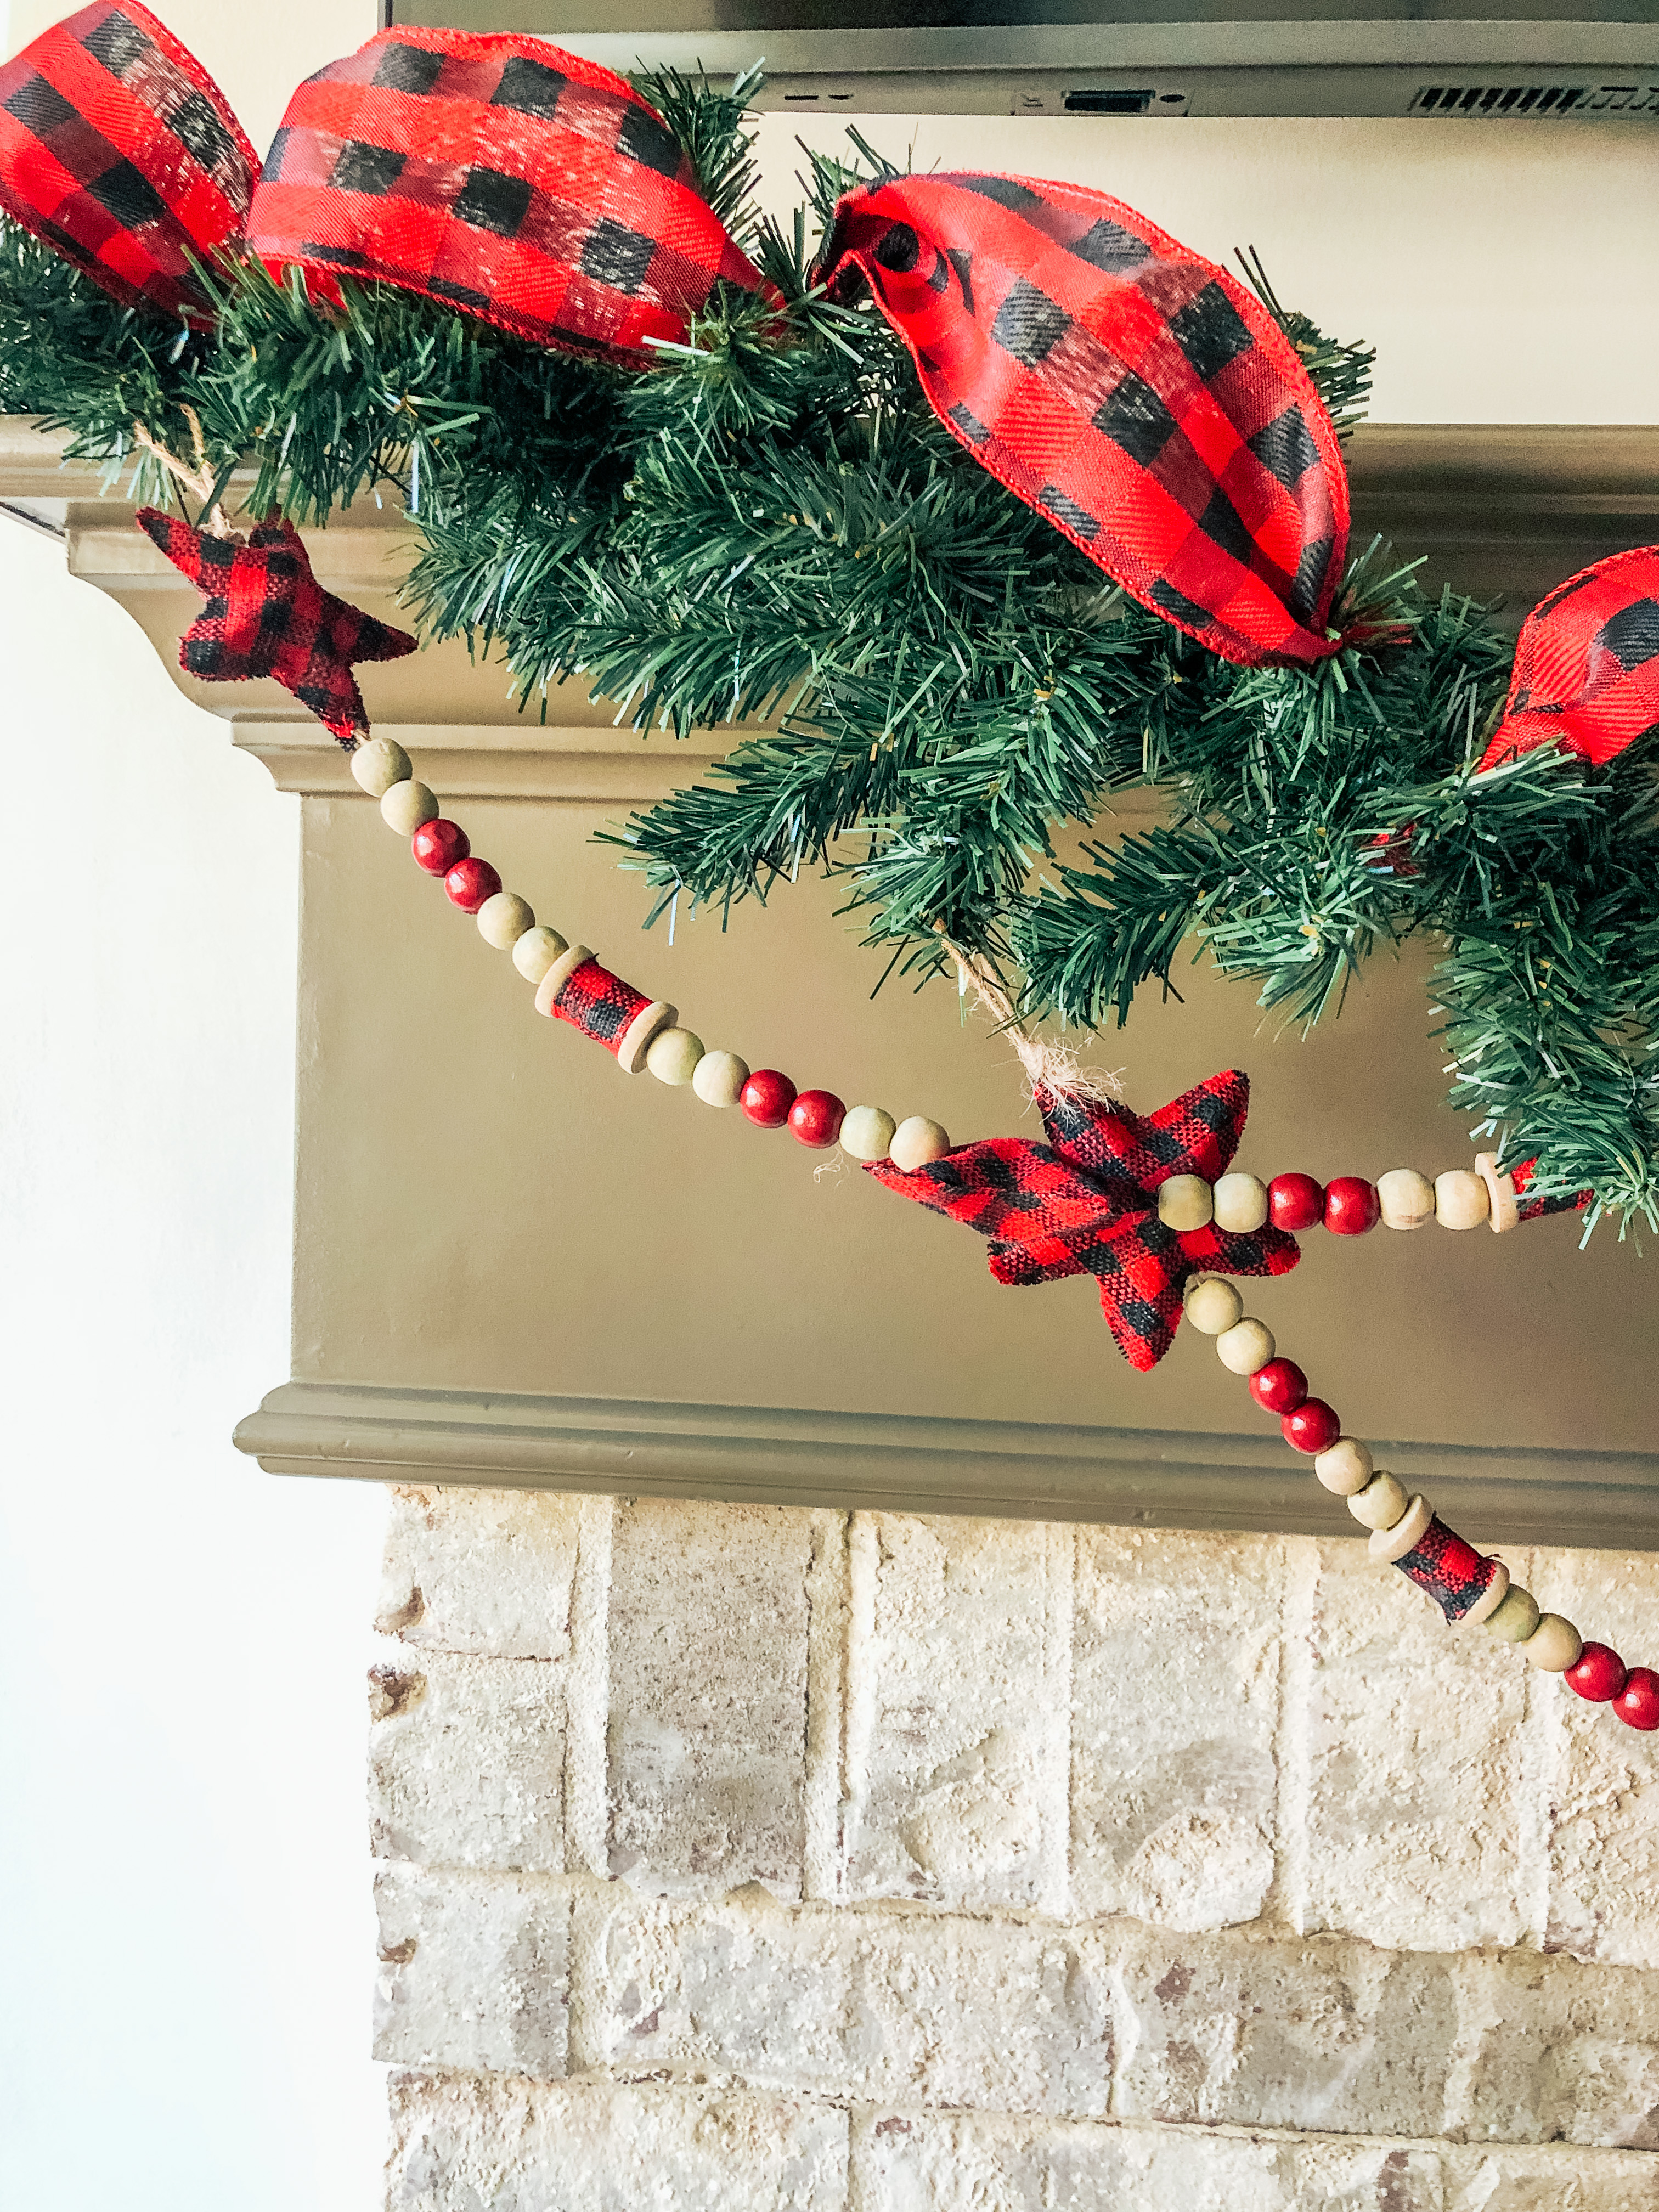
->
1477;546;1659;774
1509;1158;1592;1225
0;1;256;320
549;956;649;1054
246;25;776;363
820;174;1348;669
1394;1516;1503;1625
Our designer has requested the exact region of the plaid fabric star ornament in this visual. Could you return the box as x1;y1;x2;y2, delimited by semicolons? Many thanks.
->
866;1069;1300;1371
136;507;415;744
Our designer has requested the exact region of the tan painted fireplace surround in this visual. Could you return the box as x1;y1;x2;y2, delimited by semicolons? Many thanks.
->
9;395;1659;2206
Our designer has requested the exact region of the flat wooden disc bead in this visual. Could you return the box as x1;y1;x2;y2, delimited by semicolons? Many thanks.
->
1183;1276;1243;1335
1474;1152;1521;1234
1435;1169;1491;1231
646;1027;704;1085
1212;1172;1267;1233
890;1116;950;1171
1369;1492;1433;1564
692;1051;749;1108
840;1106;895;1161
511;926;567;985
1520;1612;1583;1673
1377;1169;1435;1231
1456;1560;1511;1629
533;944;592;1019
1215;1318;1274;1375
616;1001;676;1076
1314;1436;1374;1496
380;779;439;835
350;736;411;797
477;891;534;950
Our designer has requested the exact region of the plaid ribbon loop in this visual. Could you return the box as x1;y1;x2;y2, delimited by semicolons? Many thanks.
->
0;1;256;321
866;1068;1301;1371
820;175;1351;668
244;27;777;364
1476;545;1659;775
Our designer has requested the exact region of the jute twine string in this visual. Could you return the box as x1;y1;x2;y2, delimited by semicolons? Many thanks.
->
938;926;1122;1106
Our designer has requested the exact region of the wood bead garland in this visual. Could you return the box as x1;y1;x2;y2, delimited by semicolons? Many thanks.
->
788;1090;845;1148
1183;1276;1243;1335
1212;1171;1268;1233
646;1027;704;1086
740;1069;797;1128
1314;1436;1374;1495
413;818;469;876
692;1051;749;1108
1156;1173;1213;1231
477;890;534;950
889;1116;951;1171
512;926;567;986
1520;1613;1583;1673
1434;1169;1489;1230
840;1105;896;1162
1349;1471;1408;1530
1216;1317;1274;1374
1377;1167;1436;1230
350;735;411;797
380;778;439;834
445;856;501;913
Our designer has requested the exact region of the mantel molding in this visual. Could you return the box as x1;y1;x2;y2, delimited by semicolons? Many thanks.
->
235;1380;1659;1550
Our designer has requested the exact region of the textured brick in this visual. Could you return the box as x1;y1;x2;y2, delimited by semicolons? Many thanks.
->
1536;1548;1659;1971
1071;1527;1280;1930
1440;2141;1659;2208
369;1650;565;1872
386;2072;848;2210
578;1890;1111;2113
843;1514;1069;1911
1295;1537;1531;1951
606;1500;813;1899
1452;1947;1659;2148
376;1485;580;1658
373;1865;569;2075
1110;1924;1456;2138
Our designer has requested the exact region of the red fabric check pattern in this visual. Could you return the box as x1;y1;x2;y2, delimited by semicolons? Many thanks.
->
866;1068;1300;1370
820;174;1350;668
246;26;775;364
0;1;255;321
1395;1516;1502;1626
1510;1158;1590;1225
1476;546;1659;775
550;957;649;1054
136;507;415;744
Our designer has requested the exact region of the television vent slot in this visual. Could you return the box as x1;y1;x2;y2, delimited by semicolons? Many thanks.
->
1412;83;1658;116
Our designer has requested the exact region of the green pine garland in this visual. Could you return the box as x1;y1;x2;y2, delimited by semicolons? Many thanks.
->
3;76;1654;1232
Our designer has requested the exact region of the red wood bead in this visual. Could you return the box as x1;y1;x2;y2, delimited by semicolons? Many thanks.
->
413;817;469;876
1614;1667;1659;1731
788;1089;845;1148
444;856;502;913
1566;1642;1628;1703
1249;1358;1308;1415
740;1069;797;1128
1268;1172;1324;1231
1283;1398;1341;1454
1323;1175;1381;1235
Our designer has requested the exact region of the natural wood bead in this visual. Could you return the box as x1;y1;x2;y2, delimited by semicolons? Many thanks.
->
1212;1171;1268;1233
1369;1491;1432;1563
1483;1586;1541;1643
840;1105;896;1161
890;1116;951;1171
1377;1168;1436;1230
1474;1152;1521;1234
1435;1169;1490;1231
691;1050;749;1108
646;1026;704;1085
1314;1436;1374;1496
1183;1276;1243;1335
616;1000;676;1076
476;891;534;950
1156;1173;1213;1231
1215;1318;1274;1375
1456;1561;1511;1629
511;926;567;986
1521;1612;1584;1673
380;778;439;835
1348;1471;1408;1531
350;736;411;797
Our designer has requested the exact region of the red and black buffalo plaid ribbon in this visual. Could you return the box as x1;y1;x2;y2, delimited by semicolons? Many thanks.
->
137;507;416;744
867;1068;1300;1370
1477;545;1659;775
1393;1516;1502;1626
821;176;1350;668
0;1;255;321
244;26;776;364
549;957;650;1055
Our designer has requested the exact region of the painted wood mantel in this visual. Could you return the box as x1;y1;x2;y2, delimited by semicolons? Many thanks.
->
7;416;1659;1545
